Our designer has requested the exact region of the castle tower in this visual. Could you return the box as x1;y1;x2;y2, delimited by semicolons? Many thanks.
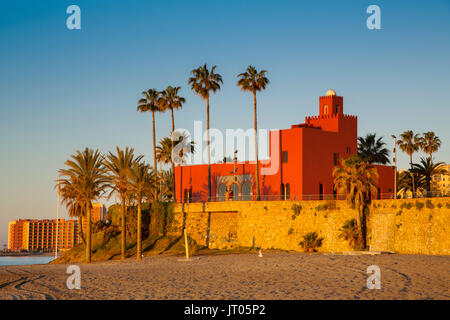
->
319;89;343;116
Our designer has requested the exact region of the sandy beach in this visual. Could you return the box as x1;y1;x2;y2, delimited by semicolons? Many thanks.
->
0;252;449;300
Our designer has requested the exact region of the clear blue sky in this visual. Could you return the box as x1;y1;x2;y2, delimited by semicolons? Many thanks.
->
1;0;449;247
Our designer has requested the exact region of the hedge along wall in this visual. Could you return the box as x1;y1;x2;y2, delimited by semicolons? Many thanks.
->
172;198;450;255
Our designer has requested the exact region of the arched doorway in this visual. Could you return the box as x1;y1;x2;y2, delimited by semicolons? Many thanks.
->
230;182;239;201
217;183;227;201
241;182;251;201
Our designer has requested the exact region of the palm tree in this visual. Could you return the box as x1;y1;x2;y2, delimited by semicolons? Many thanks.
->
411;157;447;196
128;161;154;261
159;169;174;201
59;148;108;263
357;133;390;164
188;64;223;201
59;180;86;245
156;134;195;201
158;86;186;202
397;170;426;198
397;130;421;193
420;132;441;163
237;66;269;200
104;147;143;260
333;155;379;248
137;89;162;199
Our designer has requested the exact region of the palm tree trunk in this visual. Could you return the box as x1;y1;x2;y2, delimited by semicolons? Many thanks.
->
86;203;91;263
170;107;176;202
152;111;158;200
78;215;85;246
137;197;142;261
410;154;416;195
253;90;260;201
355;199;364;249
121;195;126;260
207;96;212;202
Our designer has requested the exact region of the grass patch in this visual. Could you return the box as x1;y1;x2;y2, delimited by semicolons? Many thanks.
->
415;201;424;211
291;204;302;219
400;202;413;210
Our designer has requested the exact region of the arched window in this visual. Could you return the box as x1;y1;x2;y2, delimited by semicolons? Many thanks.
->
230;182;239;201
217;183;227;202
286;183;291;200
241;182;251;201
319;183;323;200
324;105;329;115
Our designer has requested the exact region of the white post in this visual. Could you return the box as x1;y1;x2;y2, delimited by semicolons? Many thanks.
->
392;135;397;199
184;228;189;260
55;178;60;259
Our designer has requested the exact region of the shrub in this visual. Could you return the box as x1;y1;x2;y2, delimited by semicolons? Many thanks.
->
437;203;442;209
396;210;403;216
264;206;268;211
316;204;328;211
415;201;424;211
425;200;434;209
288;228;294;235
338;219;360;249
299;232;324;252
400;202;413;210
446;202;450;209
291;204;302;219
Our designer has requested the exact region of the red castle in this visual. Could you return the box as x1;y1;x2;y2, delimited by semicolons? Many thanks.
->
174;90;394;203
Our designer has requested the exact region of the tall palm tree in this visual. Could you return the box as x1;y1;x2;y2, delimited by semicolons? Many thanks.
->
59;148;108;263
158;86;186;202
128;161;154;261
137;89;162;199
357;133;390;165
333;155;379;248
411;157;447;196
188;64;223;201
397;130;421;193
237;66;269;201
104;147;143;260
420;132;441;163
59;180;86;245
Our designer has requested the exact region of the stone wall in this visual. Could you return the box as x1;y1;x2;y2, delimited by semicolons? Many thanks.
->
173;198;450;255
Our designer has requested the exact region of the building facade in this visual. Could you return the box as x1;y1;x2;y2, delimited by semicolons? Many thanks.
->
82;203;106;234
432;164;450;196
174;90;395;203
8;219;78;252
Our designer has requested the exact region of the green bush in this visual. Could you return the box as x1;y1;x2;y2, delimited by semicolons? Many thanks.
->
288;228;294;235
425;200;434;209
338;219;360;249
437;203;442;209
291;204;302;219
446;202;450;209
415;201;424;211
299;232;324;252
400;202;413;210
